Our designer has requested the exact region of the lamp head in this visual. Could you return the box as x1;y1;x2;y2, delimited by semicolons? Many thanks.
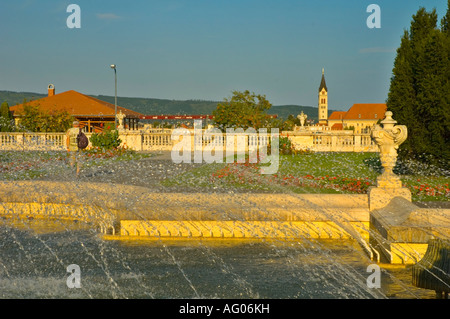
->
110;64;116;69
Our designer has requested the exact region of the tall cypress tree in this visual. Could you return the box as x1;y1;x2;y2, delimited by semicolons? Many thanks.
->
441;0;450;33
387;30;416;156
387;4;450;169
415;29;449;161
441;0;450;166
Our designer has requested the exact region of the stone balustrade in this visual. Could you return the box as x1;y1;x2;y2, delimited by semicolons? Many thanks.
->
287;130;378;152
0;130;378;153
0;132;66;151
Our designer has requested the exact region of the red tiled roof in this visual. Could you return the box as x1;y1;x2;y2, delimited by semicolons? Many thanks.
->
344;103;386;120
328;111;346;120
331;123;343;130
11;90;143;119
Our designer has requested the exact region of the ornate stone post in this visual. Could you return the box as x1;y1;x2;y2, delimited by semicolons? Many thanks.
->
297;111;307;127
116;110;126;130
371;111;407;188
367;111;448;265
368;111;411;210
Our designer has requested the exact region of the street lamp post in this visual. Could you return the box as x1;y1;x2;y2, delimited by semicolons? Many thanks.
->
110;64;117;128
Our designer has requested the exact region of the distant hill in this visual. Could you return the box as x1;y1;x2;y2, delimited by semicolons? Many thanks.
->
0;91;47;106
94;95;220;117
0;90;337;122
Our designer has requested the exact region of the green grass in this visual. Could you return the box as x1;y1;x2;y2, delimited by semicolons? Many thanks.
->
279;152;379;179
1;151;448;202
0;150;151;180
161;152;449;201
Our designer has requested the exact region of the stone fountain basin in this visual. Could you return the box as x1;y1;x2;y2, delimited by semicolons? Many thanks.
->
0;181;370;241
370;196;450;264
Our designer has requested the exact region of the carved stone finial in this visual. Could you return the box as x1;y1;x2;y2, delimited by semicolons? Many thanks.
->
371;111;407;188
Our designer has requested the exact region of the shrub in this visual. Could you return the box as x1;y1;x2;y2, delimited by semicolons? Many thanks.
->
279;136;294;155
90;129;122;151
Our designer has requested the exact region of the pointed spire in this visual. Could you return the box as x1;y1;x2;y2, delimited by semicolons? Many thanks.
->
319;68;327;92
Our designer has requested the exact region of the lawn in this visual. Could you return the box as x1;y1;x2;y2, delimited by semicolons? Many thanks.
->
0;150;448;202
161;152;449;202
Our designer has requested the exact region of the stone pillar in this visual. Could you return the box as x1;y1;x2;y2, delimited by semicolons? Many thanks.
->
331;135;337;150
368;111;411;211
353;134;361;151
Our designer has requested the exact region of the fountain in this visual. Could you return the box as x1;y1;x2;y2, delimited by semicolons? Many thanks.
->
0;112;448;299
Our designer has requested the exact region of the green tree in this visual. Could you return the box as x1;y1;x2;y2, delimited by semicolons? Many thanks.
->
212;90;272;131
387;31;416;152
0;101;13;132
19;103;74;132
442;0;450;33
387;4;450;169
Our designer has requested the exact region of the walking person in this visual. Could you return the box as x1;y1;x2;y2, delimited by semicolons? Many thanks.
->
66;121;88;177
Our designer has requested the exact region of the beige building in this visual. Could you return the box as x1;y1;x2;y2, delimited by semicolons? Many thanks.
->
328;111;346;130
329;103;387;134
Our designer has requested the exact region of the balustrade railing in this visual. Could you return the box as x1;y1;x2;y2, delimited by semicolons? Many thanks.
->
0;132;66;151
0;131;377;153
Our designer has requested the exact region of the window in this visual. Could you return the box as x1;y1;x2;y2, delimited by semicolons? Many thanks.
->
374;113;377;118
358;114;361;118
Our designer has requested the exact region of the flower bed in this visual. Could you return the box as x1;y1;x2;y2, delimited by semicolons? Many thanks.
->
211;161;375;194
404;179;450;201
210;158;449;201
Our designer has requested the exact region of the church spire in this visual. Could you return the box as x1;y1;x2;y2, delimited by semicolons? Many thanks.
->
319;68;327;92
318;68;328;124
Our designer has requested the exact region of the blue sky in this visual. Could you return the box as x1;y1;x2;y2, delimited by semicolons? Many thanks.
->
0;0;448;110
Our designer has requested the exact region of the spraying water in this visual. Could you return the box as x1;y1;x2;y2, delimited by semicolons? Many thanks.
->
0;150;446;299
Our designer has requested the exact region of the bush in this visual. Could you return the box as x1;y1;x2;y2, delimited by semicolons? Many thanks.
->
90;129;121;151
279;136;294;155
267;135;313;156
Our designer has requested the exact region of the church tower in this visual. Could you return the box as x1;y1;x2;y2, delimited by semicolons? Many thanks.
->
318;68;328;125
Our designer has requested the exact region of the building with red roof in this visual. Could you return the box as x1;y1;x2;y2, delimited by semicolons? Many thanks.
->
10;84;144;132
328;103;386;133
